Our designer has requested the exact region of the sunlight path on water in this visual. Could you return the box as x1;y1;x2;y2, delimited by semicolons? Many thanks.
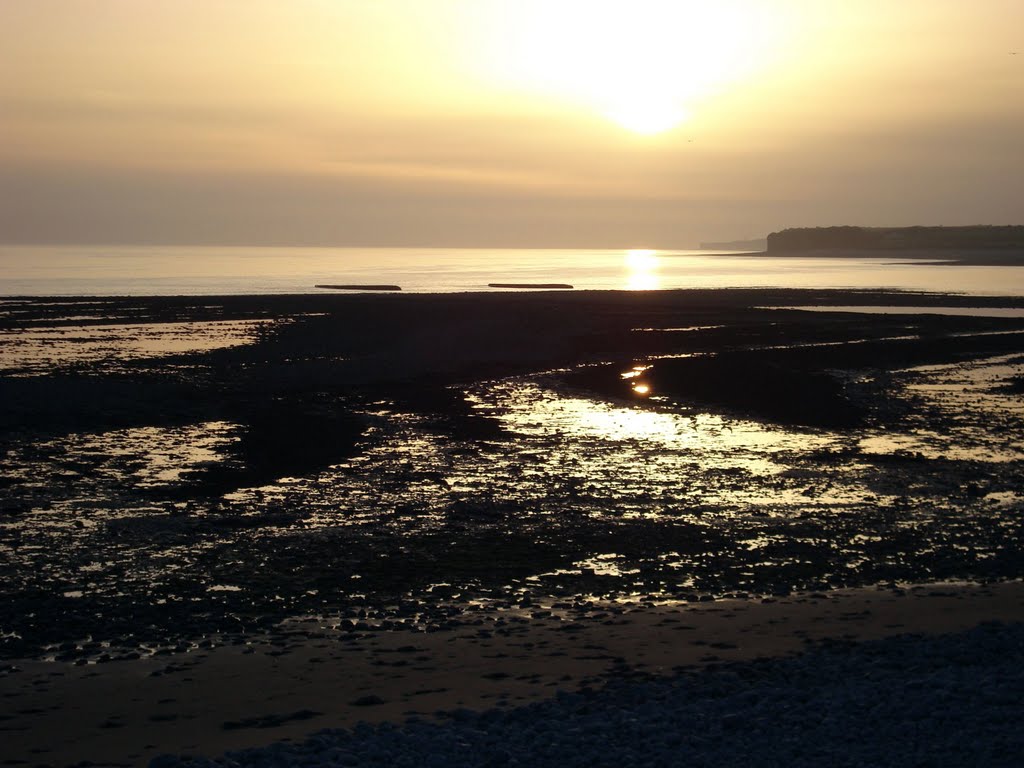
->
461;375;858;515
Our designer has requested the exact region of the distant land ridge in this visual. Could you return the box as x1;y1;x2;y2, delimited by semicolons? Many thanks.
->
767;225;1024;252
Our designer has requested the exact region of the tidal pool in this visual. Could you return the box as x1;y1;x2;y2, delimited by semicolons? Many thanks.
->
0;319;275;375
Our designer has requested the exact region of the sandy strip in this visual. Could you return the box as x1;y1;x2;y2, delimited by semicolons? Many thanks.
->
2;581;1023;767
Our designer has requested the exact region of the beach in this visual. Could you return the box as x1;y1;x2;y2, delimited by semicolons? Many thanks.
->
3;583;1024;766
2;287;1024;765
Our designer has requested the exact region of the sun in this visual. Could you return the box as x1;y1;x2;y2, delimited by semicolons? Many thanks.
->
480;0;784;135
606;101;689;137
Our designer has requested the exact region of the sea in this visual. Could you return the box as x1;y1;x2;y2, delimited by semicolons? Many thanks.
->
1;244;1024;297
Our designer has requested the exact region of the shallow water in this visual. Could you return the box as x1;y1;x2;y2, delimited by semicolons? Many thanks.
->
2;245;1024;296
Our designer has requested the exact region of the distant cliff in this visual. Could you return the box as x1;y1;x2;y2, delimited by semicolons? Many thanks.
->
767;226;1024;252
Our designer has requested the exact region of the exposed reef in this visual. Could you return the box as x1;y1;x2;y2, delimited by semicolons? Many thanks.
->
2;288;1024;663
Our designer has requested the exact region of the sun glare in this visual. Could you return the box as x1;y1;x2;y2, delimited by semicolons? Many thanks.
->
607;101;689;136
625;249;659;290
480;0;786;135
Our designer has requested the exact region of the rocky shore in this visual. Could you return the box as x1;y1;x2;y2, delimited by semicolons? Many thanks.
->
2;287;1024;764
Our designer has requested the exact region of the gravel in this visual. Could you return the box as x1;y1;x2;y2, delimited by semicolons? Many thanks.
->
151;620;1024;768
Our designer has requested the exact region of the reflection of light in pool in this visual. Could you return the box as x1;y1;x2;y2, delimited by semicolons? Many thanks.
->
0;319;277;376
467;377;836;480
539;554;641;580
621;365;650;380
622;364;654;396
858;354;1024;463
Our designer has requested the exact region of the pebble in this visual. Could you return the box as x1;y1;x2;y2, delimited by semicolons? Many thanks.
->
151;622;1024;768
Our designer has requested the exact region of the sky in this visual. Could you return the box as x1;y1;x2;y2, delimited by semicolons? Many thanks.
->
1;0;1022;248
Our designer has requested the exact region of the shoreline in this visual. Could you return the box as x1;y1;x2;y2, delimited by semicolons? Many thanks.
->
748;247;1024;267
3;581;1023;765
4;284;1024;307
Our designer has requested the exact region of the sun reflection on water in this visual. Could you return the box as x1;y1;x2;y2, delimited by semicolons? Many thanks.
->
620;364;650;380
624;249;660;290
466;376;839;490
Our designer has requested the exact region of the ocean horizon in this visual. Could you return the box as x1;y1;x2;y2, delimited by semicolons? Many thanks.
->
3;244;1024;297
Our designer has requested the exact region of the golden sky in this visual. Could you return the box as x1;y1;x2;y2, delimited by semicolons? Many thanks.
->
1;0;1022;246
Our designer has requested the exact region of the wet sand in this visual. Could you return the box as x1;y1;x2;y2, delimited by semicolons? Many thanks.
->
2;288;1024;765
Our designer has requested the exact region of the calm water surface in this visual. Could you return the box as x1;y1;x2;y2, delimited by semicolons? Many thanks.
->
2;245;1023;296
